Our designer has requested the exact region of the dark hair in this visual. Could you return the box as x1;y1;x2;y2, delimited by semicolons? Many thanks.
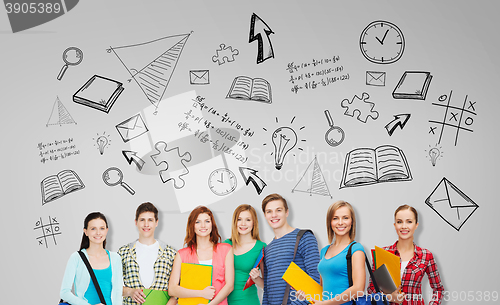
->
261;193;289;213
136;202;159;221
184;206;220;253
394;204;419;223
80;212;108;250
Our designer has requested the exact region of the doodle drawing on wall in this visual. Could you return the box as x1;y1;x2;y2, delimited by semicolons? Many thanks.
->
425;144;443;167
226;76;272;104
189;70;209;85
292;156;332;198
41;169;85;205
57;46;83;80
73;75;124;113
324;110;345;147
122;150;146;171
102;167;136;195
428;91;476;146
212;44;239;65
425;177;478;231
341;92;379;123
115;113;149;143
340;145;412;188
239;167;267;195
263;117;306;170
359;20;404;64
34;216;61;248
208;168;238;196
392;71;432;100
46;96;77;127
107;32;191;113
385;114;411;136
249;13;274;64
366;71;386;87
93;132;111;155
151;141;192;189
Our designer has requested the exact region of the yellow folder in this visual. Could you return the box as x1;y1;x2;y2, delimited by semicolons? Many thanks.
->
178;263;213;305
282;262;322;303
374;246;401;287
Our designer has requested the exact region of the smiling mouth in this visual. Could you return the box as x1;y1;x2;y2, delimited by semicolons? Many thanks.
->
270;219;280;223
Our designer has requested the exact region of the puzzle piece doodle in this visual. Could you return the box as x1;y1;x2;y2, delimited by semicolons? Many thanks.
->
151;141;192;189
340;92;379;123
212;43;239;65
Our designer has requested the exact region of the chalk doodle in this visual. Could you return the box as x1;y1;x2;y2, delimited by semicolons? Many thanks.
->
324;110;345;147
41;169;85;204
239;167;267;195
425;144;443;167
425;177;478;231
366;71;386;86
341;92;379;123
38;138;80;164
392;71;432;100
34;216;61;248
57;46;83;80
212;44;239;65
428;90;477;146
359;20;405;64
208;168;237;196
107;32;191;113
340;145;412;188
263;117;306;170
73;75;124;113
249;13;274;64
102;167;135;195
189;70;209;85
226;76;272;104
385;114;411;136
93;132;111;155
115;113;149;143
151;141;192;189
46;96;77;127
292;156;332;198
122;150;146;171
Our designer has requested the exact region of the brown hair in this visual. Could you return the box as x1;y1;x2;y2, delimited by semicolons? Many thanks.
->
184;206;221;252
394;204;418;223
80;212;108;250
262;193;288;213
326;200;356;244
135;202;158;221
230;204;261;247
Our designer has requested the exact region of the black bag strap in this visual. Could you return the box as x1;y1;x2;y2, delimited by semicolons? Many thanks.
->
282;229;313;305
78;250;107;305
346;242;388;305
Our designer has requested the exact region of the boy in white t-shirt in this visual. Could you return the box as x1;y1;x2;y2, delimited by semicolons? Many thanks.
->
118;202;177;304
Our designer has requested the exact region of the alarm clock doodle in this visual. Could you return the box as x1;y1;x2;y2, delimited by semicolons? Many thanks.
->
359;20;405;64
208;168;237;196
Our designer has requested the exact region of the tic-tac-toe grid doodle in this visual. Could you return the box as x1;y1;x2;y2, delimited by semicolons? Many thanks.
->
34;216;61;248
429;90;477;146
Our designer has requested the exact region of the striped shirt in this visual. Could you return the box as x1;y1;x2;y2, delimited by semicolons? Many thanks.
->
263;228;321;305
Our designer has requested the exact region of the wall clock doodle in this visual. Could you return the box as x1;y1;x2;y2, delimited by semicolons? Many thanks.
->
360;20;405;64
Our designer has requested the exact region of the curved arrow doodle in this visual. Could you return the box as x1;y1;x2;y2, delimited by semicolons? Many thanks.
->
239;167;267;195
122;150;145;171
249;13;275;64
385;114;411;136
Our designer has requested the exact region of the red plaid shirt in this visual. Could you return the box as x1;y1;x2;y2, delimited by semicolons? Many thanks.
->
368;241;444;305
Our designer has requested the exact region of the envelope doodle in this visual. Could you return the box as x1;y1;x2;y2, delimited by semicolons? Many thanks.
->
115;114;149;143
366;71;386;86
151;141;192;189
340;92;379;123
189;70;210;85
425;177;478;231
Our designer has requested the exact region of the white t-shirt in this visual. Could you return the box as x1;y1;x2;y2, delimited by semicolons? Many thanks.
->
135;240;159;288
198;259;212;265
401;260;409;278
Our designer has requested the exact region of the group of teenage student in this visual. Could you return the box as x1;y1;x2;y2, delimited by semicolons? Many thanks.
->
60;193;444;305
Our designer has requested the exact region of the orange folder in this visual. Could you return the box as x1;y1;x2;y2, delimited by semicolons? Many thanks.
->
374;246;401;287
282;262;322;304
178;263;213;305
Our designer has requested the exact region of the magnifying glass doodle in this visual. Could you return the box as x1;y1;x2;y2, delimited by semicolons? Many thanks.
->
57;47;83;80
324;110;345;147
102;167;135;195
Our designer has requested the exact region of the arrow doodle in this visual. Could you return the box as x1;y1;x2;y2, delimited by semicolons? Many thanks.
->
249;13;275;64
239;167;267;195
122;150;145;171
385;114;411;136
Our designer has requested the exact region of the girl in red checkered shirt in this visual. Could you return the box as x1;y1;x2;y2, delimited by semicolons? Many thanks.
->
368;205;444;305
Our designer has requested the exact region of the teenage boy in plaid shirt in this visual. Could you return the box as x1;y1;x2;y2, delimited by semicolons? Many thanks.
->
118;202;177;304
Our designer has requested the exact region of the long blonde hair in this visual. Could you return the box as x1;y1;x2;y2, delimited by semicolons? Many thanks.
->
230;204;261;247
326;200;356;244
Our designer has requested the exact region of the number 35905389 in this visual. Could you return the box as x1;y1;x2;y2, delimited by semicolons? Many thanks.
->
5;2;61;14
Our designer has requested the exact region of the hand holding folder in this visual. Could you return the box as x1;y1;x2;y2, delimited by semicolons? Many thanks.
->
243;248;264;290
374;246;401;288
282;262;322;304
178;263;213;305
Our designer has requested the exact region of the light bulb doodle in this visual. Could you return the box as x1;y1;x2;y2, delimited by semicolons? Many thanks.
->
272;127;297;170
93;132;111;155
425;144;443;166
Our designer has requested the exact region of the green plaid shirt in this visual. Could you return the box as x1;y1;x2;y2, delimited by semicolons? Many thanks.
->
118;240;177;305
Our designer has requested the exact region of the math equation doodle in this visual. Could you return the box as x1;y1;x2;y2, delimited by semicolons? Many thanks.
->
34;216;62;248
428;91;477;146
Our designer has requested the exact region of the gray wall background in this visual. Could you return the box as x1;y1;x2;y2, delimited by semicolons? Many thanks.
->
1;0;499;303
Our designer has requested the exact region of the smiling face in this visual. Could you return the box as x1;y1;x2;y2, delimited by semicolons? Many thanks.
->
237;210;254;236
135;211;158;239
330;206;352;237
394;209;419;240
194;213;212;238
84;218;108;246
264;199;289;230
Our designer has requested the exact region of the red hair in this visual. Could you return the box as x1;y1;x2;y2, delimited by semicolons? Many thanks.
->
184;206;221;253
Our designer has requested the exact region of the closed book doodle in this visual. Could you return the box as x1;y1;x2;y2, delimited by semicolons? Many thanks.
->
73;75;124;113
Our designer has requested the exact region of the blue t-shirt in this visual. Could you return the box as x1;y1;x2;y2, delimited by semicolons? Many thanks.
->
84;250;113;305
317;241;365;303
263;228;321;305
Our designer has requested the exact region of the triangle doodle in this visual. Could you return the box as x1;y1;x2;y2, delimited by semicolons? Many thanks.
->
46;96;77;127
292;156;332;198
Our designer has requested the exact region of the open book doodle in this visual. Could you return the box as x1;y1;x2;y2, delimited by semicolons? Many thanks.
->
340;145;412;188
226;76;272;103
41;169;85;204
